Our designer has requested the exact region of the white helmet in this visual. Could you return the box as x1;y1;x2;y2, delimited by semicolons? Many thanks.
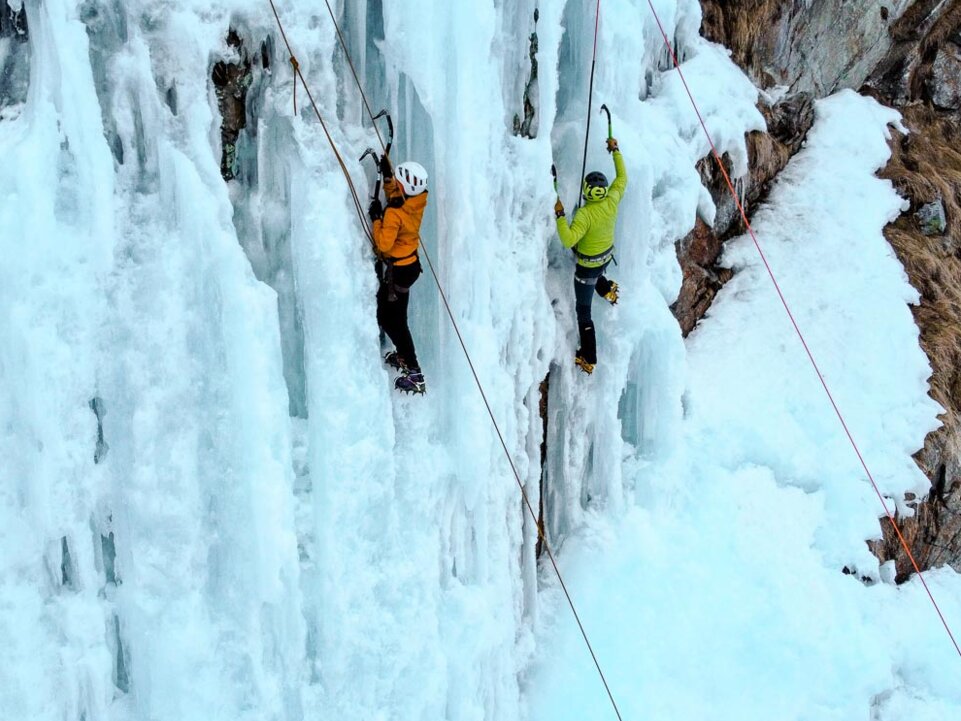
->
394;161;428;196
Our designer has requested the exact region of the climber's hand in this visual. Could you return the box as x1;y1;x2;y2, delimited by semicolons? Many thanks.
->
368;197;383;222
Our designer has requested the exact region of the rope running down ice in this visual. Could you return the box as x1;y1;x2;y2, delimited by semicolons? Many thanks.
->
575;0;603;212
643;0;961;659
266;2;626;719
267;0;374;245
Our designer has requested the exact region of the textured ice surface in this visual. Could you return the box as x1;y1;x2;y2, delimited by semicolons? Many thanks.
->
1;1;957;721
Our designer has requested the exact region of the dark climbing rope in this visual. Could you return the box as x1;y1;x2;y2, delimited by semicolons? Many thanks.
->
320;0;388;163
575;0;603;211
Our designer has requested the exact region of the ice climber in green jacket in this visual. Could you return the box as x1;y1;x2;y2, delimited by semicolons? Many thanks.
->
554;136;626;375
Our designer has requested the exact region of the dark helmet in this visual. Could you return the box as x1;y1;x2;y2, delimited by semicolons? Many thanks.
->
582;171;609;201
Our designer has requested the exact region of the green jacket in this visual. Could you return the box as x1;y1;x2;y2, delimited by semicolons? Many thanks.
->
556;150;627;267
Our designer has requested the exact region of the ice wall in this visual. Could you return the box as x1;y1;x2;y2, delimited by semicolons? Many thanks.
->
1;1;304;719
3;1;949;721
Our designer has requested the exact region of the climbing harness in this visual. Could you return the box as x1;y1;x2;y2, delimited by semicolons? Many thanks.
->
574;246;615;266
378;250;420;303
266;2;624;719
643;0;961;658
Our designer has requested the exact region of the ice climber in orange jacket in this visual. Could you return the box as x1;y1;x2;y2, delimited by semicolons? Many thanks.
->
368;160;429;394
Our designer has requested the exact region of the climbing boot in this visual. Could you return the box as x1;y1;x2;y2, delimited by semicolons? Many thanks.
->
602;280;619;305
384;351;407;372
575;320;597;374
395;368;426;395
574;354;595;375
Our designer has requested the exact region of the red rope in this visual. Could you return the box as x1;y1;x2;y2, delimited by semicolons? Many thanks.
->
644;0;961;657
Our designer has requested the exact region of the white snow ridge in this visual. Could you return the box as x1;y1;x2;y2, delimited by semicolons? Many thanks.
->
1;1;959;721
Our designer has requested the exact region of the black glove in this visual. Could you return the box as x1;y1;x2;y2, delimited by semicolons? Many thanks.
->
379;154;393;177
368;197;383;222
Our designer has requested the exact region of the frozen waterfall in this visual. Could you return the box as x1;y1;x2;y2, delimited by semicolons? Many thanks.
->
2;1;960;720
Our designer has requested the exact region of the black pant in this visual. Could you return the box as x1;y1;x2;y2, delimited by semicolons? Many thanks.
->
573;261;613;365
377;259;422;370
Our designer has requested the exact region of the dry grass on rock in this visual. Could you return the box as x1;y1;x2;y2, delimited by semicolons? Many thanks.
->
872;104;961;580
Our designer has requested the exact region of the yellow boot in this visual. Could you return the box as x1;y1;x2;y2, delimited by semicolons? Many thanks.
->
574;354;595;375
602;281;619;305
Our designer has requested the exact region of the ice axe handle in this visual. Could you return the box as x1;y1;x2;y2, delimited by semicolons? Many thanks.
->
600;104;612;139
372;109;395;161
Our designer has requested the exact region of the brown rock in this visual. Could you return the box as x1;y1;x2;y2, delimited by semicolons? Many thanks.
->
672;93;814;335
865;0;961;104
930;42;961;109
671;218;733;336
701;0;899;95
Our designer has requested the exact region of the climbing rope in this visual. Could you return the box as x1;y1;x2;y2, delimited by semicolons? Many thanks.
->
267;0;373;245
266;2;625;719
320;0;388;159
289;55;299;115
575;0;603;211
643;0;961;658
418;249;625;721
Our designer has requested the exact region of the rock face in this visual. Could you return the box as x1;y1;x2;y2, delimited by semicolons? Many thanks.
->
917;197;947;236
693;0;961;581
700;0;907;96
872;104;961;582
672;92;814;336
930;43;961;109
672;218;732;335
512;8;539;139
0;0;30;117
866;1;961;105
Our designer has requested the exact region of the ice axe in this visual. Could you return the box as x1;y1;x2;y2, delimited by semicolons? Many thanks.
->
360;147;382;203
600;103;612;141
359;147;378;167
371;108;394;174
552;162;568;217
361;108;395;188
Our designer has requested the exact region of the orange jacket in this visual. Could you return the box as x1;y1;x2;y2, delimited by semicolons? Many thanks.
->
373;192;428;266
